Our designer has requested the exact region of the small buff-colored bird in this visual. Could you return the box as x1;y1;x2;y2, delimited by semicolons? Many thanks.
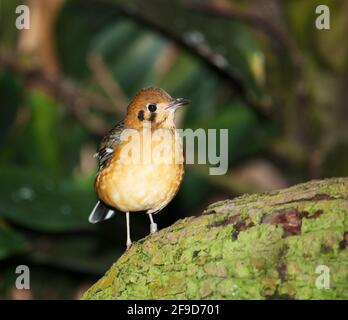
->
89;87;190;249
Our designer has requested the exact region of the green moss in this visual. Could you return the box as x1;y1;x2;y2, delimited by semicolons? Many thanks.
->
82;178;348;300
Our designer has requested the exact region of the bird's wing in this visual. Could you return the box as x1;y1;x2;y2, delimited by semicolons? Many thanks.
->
95;120;125;170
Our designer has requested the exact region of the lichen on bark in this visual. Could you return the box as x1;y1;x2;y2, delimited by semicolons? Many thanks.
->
82;178;348;300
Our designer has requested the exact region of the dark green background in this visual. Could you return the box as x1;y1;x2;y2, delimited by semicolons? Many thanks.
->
0;0;347;299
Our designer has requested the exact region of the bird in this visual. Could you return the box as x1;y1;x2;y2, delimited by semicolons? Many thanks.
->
88;87;190;249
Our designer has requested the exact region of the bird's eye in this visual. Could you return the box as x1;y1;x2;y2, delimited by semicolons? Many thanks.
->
147;103;157;112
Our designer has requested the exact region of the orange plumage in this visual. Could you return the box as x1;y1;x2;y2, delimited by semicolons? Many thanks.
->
89;87;189;249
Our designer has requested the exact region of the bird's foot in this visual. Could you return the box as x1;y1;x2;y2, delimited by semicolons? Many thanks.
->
150;222;158;234
126;239;132;250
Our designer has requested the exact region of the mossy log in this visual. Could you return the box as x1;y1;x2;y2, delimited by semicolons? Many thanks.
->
83;178;348;300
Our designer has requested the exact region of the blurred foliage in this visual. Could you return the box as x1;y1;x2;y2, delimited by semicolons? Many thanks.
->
0;0;347;299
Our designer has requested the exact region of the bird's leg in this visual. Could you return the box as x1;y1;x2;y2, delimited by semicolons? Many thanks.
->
149;213;158;234
126;212;132;249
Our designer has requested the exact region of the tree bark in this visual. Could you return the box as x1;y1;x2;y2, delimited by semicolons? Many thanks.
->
82;178;348;300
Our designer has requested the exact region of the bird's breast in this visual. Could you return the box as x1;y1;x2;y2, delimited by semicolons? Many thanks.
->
95;128;184;213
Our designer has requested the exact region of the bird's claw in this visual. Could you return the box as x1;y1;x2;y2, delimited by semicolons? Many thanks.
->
126;239;132;250
150;222;158;234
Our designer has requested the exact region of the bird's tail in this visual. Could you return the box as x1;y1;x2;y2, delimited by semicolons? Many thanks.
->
88;201;115;223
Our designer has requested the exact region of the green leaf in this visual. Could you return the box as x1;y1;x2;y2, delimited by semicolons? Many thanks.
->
27;90;62;175
29;234;120;274
0;222;29;260
0;166;95;232
56;0;117;79
0;72;22;148
189;101;269;164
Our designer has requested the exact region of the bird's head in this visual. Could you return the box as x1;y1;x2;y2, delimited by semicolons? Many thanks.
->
124;87;190;129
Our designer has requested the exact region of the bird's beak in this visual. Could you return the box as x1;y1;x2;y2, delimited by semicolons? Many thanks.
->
166;98;190;110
